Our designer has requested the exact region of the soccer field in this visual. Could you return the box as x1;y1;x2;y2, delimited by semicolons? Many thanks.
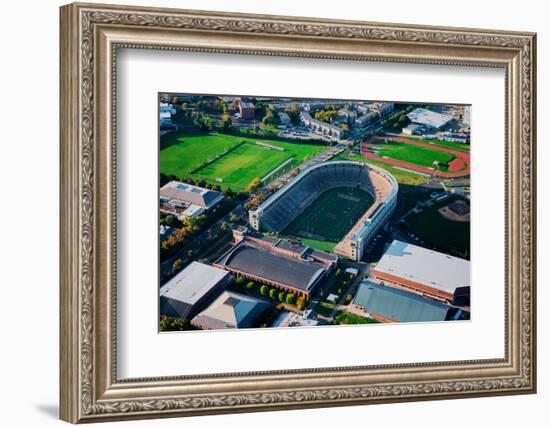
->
373;141;455;168
283;187;375;249
196;143;291;191
160;132;324;190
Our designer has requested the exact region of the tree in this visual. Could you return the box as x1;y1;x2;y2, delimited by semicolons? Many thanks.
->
246;177;262;193
246;281;255;290
285;293;296;306
278;291;286;303
260;285;269;296
229;214;239;223
235;276;245;286
220;221;229;233
345;294;353;304
269;288;277;300
172;259;183;272
159;316;188;332
296;297;306;310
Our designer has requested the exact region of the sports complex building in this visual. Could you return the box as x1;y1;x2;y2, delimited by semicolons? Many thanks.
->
248;161;398;261
214;228;338;299
371;240;470;304
159;262;232;320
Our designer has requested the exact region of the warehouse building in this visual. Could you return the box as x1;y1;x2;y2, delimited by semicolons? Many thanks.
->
351;281;450;323
191;291;270;330
407;107;453;130
160;262;232;320
371;240;470;304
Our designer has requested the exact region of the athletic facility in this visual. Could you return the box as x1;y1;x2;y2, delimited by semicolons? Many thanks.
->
371;240;470;304
249;161;398;260
362;136;470;178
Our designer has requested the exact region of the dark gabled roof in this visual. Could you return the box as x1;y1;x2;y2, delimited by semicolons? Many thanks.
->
217;242;326;292
353;281;449;323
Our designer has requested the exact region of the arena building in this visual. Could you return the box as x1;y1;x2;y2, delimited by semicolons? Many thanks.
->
214;228;337;299
159;261;232;320
249;161;398;261
371;240;470;304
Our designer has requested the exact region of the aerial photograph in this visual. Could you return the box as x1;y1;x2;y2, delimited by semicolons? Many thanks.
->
158;93;471;332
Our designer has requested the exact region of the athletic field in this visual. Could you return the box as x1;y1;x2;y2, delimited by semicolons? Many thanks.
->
283;187;375;251
362;136;470;178
401;196;470;259
160;132;324;190
372;141;455;169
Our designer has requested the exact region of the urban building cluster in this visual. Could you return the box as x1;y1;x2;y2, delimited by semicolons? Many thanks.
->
159;93;471;331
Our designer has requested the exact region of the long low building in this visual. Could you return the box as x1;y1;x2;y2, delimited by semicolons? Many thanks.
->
160;262;232;320
351;281;450;323
371;240;470;304
214;229;337;299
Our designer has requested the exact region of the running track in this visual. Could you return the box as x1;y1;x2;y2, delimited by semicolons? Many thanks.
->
361;136;470;178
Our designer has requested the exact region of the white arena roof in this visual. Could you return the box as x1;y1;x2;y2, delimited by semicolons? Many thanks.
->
373;240;470;294
407;108;453;129
160;262;230;305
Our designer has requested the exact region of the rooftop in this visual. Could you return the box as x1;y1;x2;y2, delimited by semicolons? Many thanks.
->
216;241;327;292
160;180;224;209
191;291;270;329
160;262;230;305
353;281;450;323
407;108;453;129
373;240;470;294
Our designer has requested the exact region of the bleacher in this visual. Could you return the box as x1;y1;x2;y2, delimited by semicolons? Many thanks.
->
258;162;377;232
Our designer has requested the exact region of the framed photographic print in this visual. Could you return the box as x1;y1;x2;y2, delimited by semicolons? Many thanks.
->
60;2;537;423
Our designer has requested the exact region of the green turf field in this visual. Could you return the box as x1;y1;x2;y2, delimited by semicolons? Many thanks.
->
195;143;291;191
401;196;470;259
283;187;375;248
372;141;455;168
160;132;325;190
333;151;430;185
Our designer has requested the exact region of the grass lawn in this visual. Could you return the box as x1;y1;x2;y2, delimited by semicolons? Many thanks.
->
294;238;336;253
283;187;374;244
335;312;378;325
402;196;470;258
313;302;338;318
160;132;325;190
372;141;455;169
333;151;430;185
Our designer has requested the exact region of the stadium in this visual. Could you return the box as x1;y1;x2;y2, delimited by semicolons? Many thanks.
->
249;161;398;260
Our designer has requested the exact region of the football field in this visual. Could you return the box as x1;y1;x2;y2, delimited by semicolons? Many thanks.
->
160;132;324;190
283;187;375;250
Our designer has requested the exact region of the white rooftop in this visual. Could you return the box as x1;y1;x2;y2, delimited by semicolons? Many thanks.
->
407;108;453;129
160;262;230;305
373;240;470;293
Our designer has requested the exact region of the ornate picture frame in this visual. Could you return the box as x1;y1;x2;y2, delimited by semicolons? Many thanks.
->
60;2;536;423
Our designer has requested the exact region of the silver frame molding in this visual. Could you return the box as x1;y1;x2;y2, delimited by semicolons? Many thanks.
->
60;2;537;423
